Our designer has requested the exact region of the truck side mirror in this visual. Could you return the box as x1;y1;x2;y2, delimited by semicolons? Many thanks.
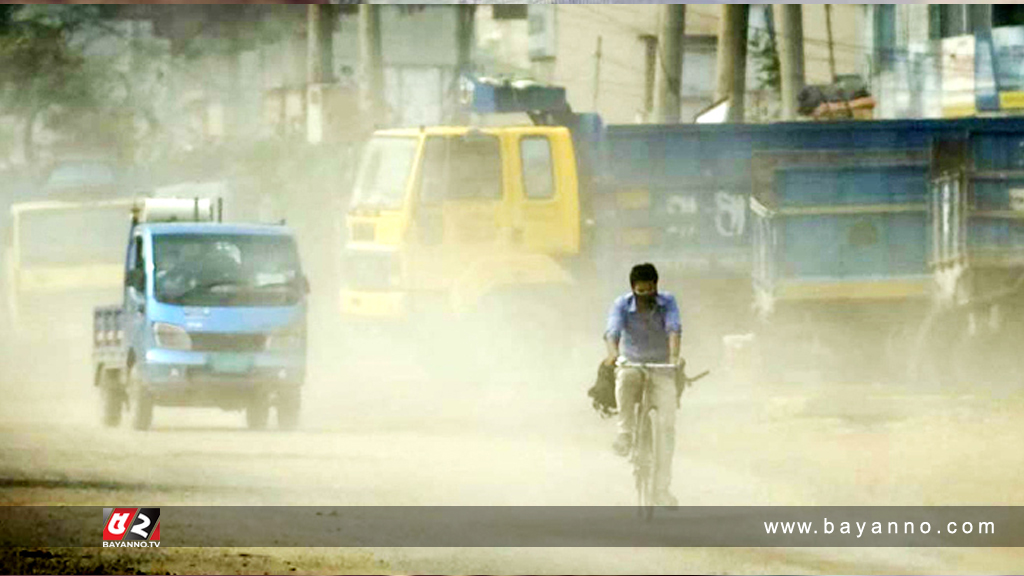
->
302;276;311;295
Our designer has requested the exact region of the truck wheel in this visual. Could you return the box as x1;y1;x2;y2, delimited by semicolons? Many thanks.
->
277;389;301;431
99;371;124;428
246;393;270;430
129;367;154;431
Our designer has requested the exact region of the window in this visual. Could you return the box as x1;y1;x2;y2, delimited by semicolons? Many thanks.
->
152;234;302;307
416;133;503;202
44;161;117;191
933;4;993;39
350;137;419;210
133;236;144;271
874;5;896;69
493;5;527;20
449;134;502;200
993;4;1024;28
520;137;555;200
18;206;129;267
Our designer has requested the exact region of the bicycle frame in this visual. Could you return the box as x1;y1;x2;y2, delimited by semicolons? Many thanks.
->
617;361;676;520
616;361;708;519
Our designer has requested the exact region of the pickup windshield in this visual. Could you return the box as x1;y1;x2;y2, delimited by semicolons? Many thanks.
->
349;136;419;211
153;234;302;307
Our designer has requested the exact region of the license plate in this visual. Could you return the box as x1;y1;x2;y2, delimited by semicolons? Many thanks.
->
211;354;254;374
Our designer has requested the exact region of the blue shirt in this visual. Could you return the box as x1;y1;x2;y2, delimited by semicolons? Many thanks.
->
605;292;682;363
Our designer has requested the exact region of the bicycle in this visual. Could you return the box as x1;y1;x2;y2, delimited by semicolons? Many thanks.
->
617;360;709;520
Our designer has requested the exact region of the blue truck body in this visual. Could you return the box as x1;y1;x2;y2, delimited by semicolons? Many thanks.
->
93;208;309;431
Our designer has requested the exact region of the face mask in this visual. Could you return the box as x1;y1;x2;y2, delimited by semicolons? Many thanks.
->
634;292;656;306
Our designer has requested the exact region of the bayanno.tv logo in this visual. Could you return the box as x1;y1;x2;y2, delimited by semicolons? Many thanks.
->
102;508;161;548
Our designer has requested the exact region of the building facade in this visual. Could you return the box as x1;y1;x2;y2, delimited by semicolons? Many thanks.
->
865;4;1024;119
473;4;865;125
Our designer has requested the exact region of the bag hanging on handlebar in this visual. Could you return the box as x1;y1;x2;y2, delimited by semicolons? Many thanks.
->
587;362;617;416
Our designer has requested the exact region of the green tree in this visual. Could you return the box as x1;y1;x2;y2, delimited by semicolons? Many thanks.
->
0;5;96;163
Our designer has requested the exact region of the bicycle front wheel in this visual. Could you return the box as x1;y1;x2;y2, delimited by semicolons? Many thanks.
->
635;407;659;521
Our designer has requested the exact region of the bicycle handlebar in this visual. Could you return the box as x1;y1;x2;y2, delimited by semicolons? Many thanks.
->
617;361;678;368
617;361;710;384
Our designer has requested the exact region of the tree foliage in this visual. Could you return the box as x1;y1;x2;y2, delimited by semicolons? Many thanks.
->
0;6;130;163
749;27;781;93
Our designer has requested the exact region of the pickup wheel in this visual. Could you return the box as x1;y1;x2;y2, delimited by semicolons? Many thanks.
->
246;393;270;430
276;389;301;431
99;370;124;428
128;366;154;431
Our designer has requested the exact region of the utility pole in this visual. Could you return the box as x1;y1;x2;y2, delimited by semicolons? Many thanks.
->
640;34;657;122
454;5;475;123
308;4;336;85
774;4;805;120
715;4;749;123
592;35;603;111
655;4;685;123
307;4;337;143
359;4;385;128
455;5;475;79
825;4;837;82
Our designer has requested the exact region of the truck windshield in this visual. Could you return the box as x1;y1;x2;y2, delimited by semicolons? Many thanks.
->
350;136;419;210
153;234;303;307
17;205;129;268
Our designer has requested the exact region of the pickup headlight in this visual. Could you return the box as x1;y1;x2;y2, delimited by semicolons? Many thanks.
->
153;322;191;351
265;330;304;352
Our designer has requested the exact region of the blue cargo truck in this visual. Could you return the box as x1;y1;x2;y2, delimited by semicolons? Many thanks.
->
916;120;1024;385
93;198;309;431
742;117;1024;382
590;117;1024;382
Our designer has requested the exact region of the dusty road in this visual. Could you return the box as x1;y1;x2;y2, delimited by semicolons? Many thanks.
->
3;326;1024;574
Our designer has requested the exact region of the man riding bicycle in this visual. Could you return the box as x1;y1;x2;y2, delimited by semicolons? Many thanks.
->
603;263;683;507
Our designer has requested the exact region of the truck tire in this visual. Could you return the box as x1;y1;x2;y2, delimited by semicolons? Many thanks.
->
99;370;124;428
128;366;153;431
246;393;270;430
277;389;301;431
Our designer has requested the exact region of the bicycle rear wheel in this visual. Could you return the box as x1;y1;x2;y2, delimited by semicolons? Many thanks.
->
634;407;658;521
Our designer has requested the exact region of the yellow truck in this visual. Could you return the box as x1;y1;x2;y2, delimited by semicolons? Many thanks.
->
340;124;585;323
3;197;138;340
335;80;756;370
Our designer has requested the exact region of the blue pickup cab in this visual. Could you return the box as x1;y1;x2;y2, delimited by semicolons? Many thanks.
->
93;199;308;431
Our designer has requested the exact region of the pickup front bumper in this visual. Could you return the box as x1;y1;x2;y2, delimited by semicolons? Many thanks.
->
139;348;305;408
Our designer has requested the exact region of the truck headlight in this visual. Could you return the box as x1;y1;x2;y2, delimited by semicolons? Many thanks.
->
265;330;304;352
153;322;191;351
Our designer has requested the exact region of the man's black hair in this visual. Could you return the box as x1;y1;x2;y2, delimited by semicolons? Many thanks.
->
629;263;659;287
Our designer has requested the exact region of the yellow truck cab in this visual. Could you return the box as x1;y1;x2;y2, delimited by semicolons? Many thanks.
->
340;122;583;321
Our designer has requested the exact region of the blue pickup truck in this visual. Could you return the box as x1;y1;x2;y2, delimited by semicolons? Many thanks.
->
93;198;309;431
